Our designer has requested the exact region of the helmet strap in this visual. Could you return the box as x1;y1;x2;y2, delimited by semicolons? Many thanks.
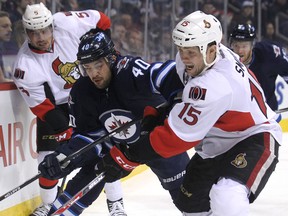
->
201;44;220;73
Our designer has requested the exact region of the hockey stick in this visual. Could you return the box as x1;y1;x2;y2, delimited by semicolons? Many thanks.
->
0;117;141;202
58;175;67;195
51;172;105;216
275;107;288;114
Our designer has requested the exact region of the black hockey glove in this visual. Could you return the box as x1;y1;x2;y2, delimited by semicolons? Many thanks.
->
38;135;104;180
95;142;140;183
39;152;72;180
141;105;167;135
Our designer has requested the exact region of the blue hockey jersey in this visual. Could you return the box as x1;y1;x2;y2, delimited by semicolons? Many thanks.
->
250;41;288;111
68;55;181;144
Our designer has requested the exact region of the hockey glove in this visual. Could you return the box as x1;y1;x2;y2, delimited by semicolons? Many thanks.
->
95;142;140;183
38;152;71;180
141;105;167;135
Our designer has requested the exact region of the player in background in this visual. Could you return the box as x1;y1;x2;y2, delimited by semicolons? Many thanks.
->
12;3;126;216
95;11;282;215
38;32;190;215
229;23;288;121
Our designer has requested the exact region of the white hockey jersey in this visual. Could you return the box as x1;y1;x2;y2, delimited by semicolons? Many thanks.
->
150;44;282;159
12;10;110;120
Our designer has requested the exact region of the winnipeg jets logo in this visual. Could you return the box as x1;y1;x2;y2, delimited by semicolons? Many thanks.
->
109;113;130;137
99;109;140;143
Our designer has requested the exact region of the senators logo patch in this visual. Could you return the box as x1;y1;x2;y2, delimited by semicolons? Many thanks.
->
14;68;25;79
231;153;247;168
189;86;207;100
203;20;211;28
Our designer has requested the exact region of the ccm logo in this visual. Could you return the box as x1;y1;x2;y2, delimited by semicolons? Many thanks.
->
115;156;137;171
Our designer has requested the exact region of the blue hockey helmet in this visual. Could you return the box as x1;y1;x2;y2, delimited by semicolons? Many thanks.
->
77;32;117;65
230;24;256;42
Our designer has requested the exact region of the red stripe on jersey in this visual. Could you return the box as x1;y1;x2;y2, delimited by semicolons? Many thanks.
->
248;69;259;84
30;99;55;121
150;119;200;158
97;11;111;30
214;110;255;131
246;133;271;189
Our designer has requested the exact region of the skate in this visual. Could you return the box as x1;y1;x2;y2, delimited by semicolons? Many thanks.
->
107;198;127;216
29;203;52;216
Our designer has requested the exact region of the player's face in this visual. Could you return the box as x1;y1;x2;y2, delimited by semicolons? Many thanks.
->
82;58;112;89
177;46;206;77
26;26;53;51
230;41;253;65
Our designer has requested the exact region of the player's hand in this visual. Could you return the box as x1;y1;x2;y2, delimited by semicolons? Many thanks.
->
38;152;71;180
141;105;167;135
95;143;140;182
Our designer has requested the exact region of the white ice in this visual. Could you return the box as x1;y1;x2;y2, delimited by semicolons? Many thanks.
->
81;133;288;216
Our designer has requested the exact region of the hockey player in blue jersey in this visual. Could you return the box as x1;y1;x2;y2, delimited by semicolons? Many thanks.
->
38;32;190;215
229;24;288;120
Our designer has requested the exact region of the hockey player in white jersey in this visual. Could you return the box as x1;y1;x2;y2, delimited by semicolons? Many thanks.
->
12;3;126;216
96;11;282;215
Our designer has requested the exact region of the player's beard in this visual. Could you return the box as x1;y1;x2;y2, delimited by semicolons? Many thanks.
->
92;76;110;89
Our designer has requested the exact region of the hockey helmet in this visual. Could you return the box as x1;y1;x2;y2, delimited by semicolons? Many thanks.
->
172;11;222;51
77;32;117;65
172;11;222;68
22;2;53;30
230;24;256;42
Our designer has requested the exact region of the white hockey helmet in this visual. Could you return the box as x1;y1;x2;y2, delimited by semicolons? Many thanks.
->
22;2;53;30
172;10;222;53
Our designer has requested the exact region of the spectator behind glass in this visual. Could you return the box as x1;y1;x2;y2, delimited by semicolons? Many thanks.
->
126;27;144;57
0;11;13;82
262;21;287;47
267;0;288;22
13;20;26;49
7;0;35;24
201;0;222;21
111;19;129;55
229;1;255;35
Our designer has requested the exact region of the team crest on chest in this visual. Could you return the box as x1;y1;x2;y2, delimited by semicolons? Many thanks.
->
99;109;140;144
231;153;247;168
52;57;81;89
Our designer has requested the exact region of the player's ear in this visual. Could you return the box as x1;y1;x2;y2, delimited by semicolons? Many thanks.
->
206;44;217;63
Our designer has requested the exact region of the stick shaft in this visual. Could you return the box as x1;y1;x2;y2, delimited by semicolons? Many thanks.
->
0;172;41;201
275;107;288;114
0;118;140;202
51;172;105;215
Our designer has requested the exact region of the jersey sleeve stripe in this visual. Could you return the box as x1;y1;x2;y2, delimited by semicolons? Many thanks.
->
150;119;200;158
30;98;55;121
150;61;176;93
96;11;111;30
